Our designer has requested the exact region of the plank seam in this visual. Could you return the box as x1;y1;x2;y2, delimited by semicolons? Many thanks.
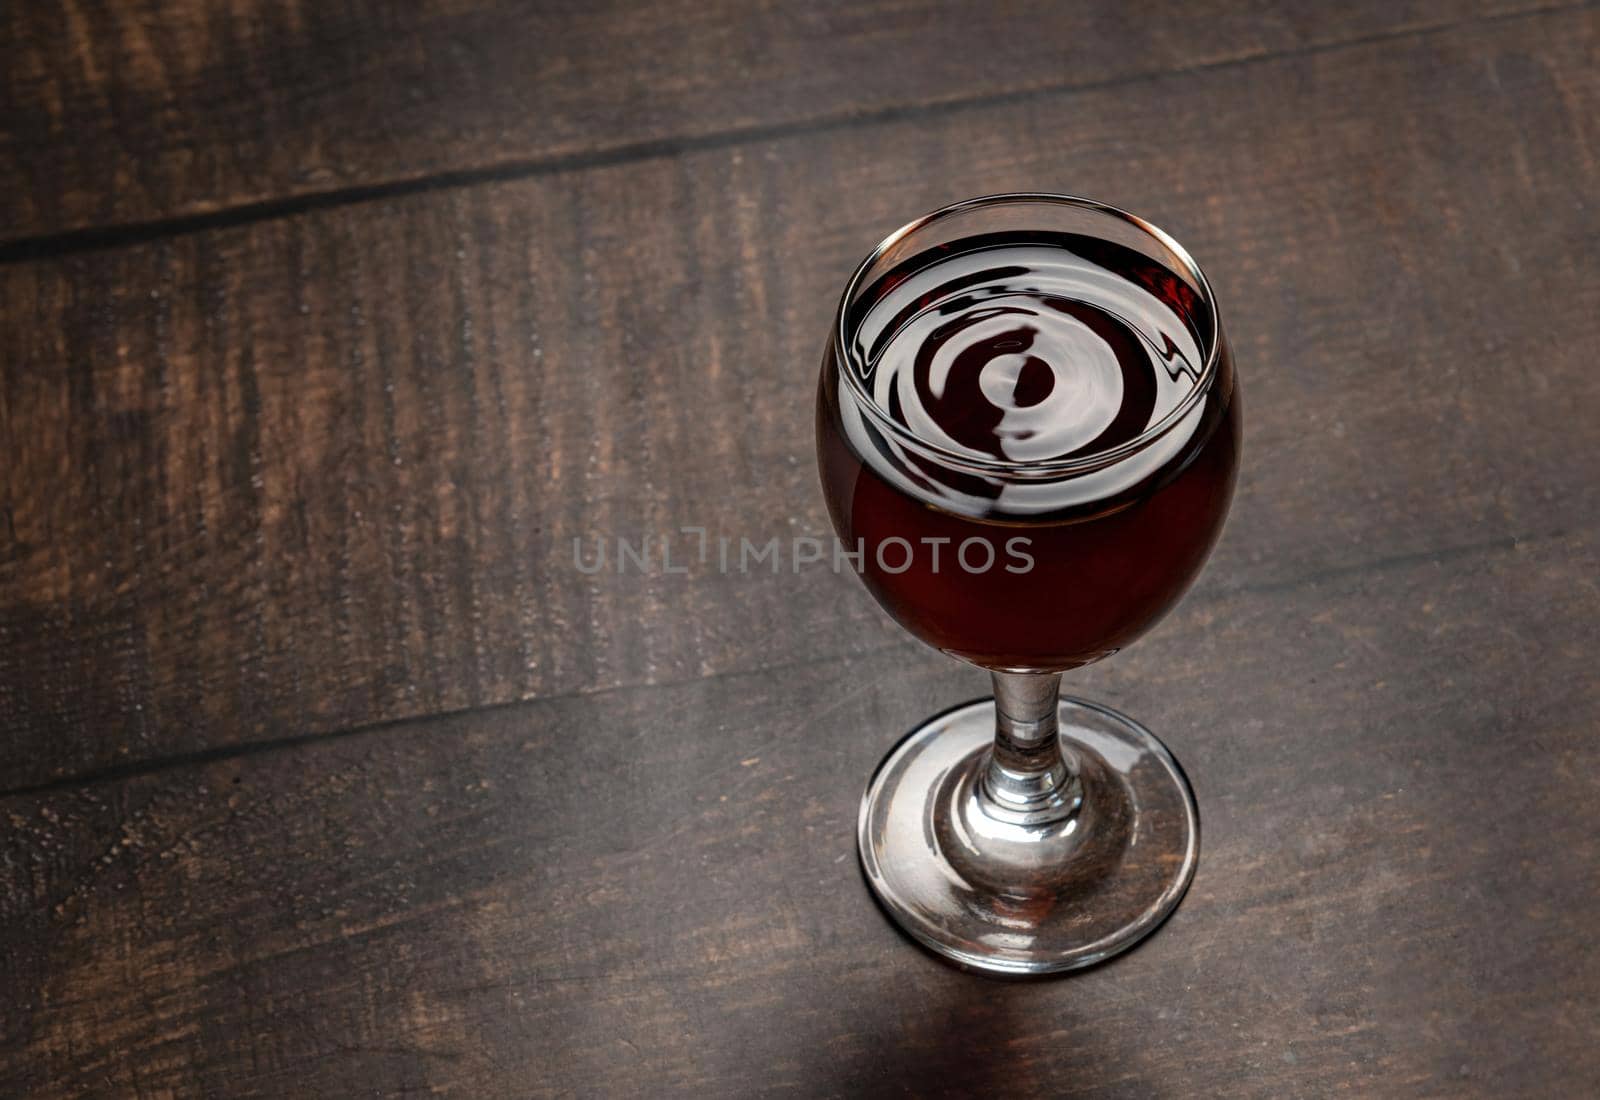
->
0;526;1569;799
0;0;1589;263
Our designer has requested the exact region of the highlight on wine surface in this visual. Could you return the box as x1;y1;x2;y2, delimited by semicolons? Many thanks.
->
816;194;1240;975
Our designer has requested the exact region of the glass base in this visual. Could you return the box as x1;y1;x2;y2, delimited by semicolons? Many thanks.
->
857;696;1199;976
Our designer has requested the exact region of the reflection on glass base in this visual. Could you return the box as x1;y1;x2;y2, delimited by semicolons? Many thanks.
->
857;697;1199;977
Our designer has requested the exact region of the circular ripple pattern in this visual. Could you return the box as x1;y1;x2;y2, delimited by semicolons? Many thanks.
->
842;239;1209;516
902;293;1156;462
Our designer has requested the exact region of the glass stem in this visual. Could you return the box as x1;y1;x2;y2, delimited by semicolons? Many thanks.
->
982;670;1080;822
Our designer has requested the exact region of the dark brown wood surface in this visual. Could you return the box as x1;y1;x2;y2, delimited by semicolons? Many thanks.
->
2;2;1597;1096
0;0;1557;241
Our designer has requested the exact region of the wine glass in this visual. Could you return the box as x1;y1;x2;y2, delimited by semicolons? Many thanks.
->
816;194;1240;974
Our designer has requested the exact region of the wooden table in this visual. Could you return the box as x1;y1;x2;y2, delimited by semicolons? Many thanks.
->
3;3;1597;1096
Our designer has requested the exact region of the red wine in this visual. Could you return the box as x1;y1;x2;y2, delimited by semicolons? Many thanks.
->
818;230;1240;670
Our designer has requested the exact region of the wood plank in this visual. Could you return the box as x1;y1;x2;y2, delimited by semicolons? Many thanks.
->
0;0;1559;240
3;7;1598;790
1;529;1595;1096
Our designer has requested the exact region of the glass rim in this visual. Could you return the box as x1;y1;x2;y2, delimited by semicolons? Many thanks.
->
832;192;1223;478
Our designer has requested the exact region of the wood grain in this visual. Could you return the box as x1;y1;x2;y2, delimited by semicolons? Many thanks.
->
4;6;1600;1094
0;0;1560;241
0;530;1595;1097
4;7;1598;791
